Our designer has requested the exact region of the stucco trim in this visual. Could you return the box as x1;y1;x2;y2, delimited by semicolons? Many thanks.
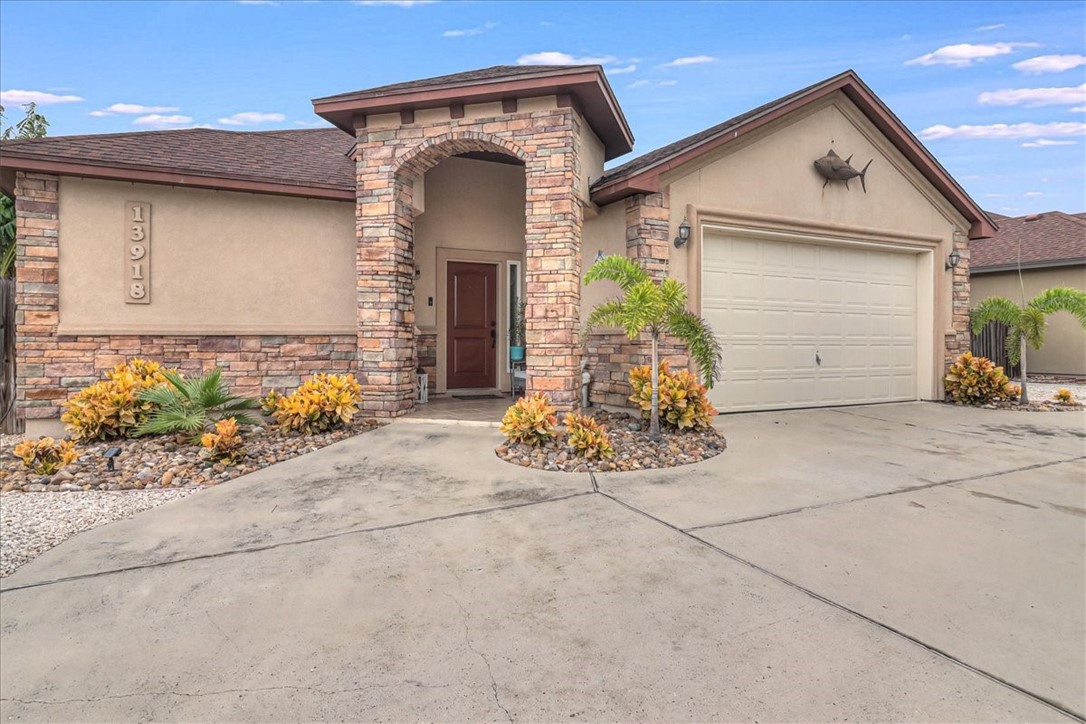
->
56;324;357;336
0;155;355;201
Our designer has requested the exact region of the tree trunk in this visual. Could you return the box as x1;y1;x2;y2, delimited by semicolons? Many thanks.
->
1019;333;1029;405
649;333;661;440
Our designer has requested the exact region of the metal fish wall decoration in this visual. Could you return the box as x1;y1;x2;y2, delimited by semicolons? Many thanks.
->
814;149;872;192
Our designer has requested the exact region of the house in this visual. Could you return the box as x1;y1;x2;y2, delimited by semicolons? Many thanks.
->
970;211;1086;376
0;65;995;433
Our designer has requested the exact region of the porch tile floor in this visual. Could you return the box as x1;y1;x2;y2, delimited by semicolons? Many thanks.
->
403;395;510;425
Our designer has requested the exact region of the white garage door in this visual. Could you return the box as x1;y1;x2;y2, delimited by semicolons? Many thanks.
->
702;231;918;412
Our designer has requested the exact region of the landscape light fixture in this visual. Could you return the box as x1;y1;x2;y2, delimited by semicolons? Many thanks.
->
594;249;606;264
945;248;961;271
103;446;122;472
674;217;691;248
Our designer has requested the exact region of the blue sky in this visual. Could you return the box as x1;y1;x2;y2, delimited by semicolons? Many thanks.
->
1;0;1084;214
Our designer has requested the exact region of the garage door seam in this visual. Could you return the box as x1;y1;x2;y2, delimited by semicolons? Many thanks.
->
684;456;1085;532
599;490;1085;722
0;489;596;595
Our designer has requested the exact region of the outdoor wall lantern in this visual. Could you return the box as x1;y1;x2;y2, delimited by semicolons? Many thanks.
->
674;217;691;248
594;249;606;264
945;248;961;271
415;264;422;278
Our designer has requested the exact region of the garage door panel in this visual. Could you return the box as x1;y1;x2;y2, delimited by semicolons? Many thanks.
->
703;232;918;413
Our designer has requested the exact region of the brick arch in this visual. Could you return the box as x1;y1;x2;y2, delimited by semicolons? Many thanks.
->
394;132;529;179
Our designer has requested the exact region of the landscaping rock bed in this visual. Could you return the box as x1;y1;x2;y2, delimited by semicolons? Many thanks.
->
1;419;382;493
947;398;1085;412
496;409;726;472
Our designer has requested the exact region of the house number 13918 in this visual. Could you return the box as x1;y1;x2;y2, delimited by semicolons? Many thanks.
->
124;201;151;304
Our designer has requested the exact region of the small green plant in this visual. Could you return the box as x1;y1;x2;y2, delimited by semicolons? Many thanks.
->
1054;388;1076;405
269;373;363;434
61;359;175;441
136;367;260;440
13;437;79;475
629;361;717;431
944;352;1017;404
200;417;245;466
564;412;615;460
259;389;282;417
500;393;557;445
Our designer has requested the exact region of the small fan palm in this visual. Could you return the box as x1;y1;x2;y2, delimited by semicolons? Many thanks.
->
136;367;260;440
971;286;1086;404
584;254;723;439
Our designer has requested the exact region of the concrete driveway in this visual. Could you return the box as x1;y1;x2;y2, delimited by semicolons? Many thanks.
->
1;403;1083;722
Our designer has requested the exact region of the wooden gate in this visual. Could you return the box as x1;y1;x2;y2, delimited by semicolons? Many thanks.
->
971;320;1020;378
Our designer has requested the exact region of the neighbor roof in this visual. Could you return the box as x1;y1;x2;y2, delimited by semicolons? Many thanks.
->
590;70;997;240
970;211;1086;272
312;64;634;160
0;127;355;200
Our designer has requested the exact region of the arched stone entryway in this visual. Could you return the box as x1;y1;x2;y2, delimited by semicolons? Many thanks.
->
355;115;585;416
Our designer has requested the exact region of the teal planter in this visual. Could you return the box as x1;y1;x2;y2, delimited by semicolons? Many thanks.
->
510;346;526;362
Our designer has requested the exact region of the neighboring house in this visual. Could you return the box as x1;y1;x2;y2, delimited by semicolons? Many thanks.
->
970;211;1086;376
0;66;994;432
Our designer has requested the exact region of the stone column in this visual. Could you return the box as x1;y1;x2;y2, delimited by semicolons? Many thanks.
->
946;230;971;366
355;140;416;417
13;172;63;420
624;192;670;280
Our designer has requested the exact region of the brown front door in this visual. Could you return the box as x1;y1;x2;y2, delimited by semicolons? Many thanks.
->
446;261;497;389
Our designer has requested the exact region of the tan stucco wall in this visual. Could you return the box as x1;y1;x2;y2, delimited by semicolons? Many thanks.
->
576;109;606;203
972;266;1086;375
580;201;626;323
659;92;970;401
366;95;559;131
58;178;356;334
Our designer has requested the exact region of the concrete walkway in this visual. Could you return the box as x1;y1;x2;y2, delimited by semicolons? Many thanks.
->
1;403;1083;721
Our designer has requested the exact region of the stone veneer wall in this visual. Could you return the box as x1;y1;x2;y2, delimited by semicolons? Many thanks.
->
12;171;356;421
415;330;437;393
355;105;585;416
945;230;971;367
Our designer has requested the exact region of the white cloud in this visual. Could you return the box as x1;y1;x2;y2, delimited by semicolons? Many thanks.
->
919;121;1086;140
608;64;637;75
899;34;912;41
1012;54;1086;74
89;103;181;117
663;55;718;67
354;0;436;6
978;83;1086;107
978;23;1006;31
905;42;1040;67
442;21;496;37
218;111;286;126
294;120;330;127
1072;106;1086;112
516;51;616;66
628;79;678;89
658;80;678;87
1020;138;1078;148
1000;206;1022;212
132;114;193;127
985;193;1007;198
1024;191;1044;197
0;89;84;105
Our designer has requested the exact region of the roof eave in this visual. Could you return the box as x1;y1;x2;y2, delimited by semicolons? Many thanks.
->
971;257;1086;273
0;153;355;201
312;67;634;160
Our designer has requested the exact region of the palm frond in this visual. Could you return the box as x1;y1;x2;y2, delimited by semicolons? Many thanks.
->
970;296;1021;334
585;299;626;333
665;310;724;387
1029;286;1086;328
583;254;649;292
1019;306;1046;351
659;278;687;316
622;281;665;339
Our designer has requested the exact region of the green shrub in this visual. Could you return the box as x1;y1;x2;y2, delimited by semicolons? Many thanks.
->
564;412;615;460
61;359;175;441
629;361;717;431
944;352;1017;404
269;373;362;434
136;367;259;440
500;393;557;446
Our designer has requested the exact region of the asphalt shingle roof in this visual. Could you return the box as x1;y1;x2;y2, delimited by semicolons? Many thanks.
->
971;211;1086;269
0;127;356;191
314;65;596;102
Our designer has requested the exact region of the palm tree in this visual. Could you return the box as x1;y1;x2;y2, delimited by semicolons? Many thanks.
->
584;254;723;439
136;368;260;440
971;287;1086;404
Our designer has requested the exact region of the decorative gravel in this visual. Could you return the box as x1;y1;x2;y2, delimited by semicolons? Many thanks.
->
0;489;196;577
496;409;726;472
1;419;382;494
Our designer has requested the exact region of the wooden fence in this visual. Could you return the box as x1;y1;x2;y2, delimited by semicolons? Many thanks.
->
971;320;1020;378
0;277;23;434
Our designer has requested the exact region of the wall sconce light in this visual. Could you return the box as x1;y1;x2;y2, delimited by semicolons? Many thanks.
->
674;217;691;248
594;250;605;264
414;265;422;278
945;248;961;271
